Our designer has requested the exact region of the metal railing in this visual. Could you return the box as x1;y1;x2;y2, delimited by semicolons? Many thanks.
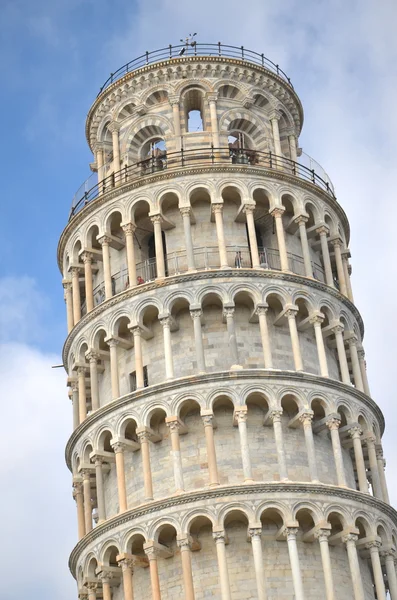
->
80;246;325;314
98;43;292;96
70;147;336;219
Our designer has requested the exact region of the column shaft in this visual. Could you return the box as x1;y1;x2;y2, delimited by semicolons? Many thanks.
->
358;350;371;396
209;100;220;148
82;472;92;533
123;224;137;288
95;458;106;522
300;414;319;482
316;531;335;600
202;415;219;486
297;217;313;277
132;328;144;388
385;554;397;600
342;254;354;302
245;206;260;268
167;420;184;493
64;281;74;332
377;451;390;504
151;216;165;279
332;240;348;296
161;317;174;379
272;209;289;271
83;253;94;312
350;428;368;493
327;418;346;487
100;238;113;299
78;368;87;423
368;543;386;600
348;338;364;392
181;208;195;271
71;267;82;322
88;354;100;411
271;411;289;481
285;530;304;600
334;326;351;384
366;438;382;499
71;385;79;430
108;340;120;399
235;410;253;482
214;533;231;600
224;308;240;368
317;227;333;286
212;204;228;268
249;529;267;600
111;126;121;175
271;116;282;158
257;308;273;368
147;553;161;600
312;317;329;377
138;432;154;500
287;309;303;371
179;542;195;600
119;561;134;600
73;483;86;539
113;444;127;512
191;310;206;373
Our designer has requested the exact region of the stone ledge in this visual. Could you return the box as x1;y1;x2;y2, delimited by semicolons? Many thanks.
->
68;481;397;576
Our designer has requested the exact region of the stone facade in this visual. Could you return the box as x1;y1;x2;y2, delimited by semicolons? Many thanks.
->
59;44;397;600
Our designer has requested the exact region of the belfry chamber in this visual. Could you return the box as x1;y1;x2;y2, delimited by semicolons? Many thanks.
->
58;43;397;600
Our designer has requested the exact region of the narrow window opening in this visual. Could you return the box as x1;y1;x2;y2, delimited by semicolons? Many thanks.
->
187;109;203;132
130;366;149;392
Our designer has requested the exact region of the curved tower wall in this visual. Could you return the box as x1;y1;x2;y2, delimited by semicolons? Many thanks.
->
59;45;397;600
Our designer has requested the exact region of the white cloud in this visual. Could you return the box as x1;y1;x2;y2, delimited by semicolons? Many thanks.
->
0;279;75;599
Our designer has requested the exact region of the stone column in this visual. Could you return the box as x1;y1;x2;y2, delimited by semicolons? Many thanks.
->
81;469;92;533
99;574;113;600
288;133;298;162
365;436;382;499
235;407;253;482
256;306;273;368
208;95;220;148
177;537;195;600
342;251;354;302
137;429;154;500
95;143;105;185
71;266;82;322
213;531;231;600
315;529;335;600
63;280;74;332
299;412;319;482
180;207;195;271
332;324;351;385
366;541;386;600
78;367;87;423
212;204;229;268
201;413;219;487
107;338;120;399
347;336;364;392
316;226;334;287
117;556;134;600
223;307;241;369
286;307;303;371
271;207;289;271
190;309;206;373
98;235;113;299
357;347;371;396
131;327;144;388
382;550;397;600
349;427;368;493
150;215;166;279
82;251;94;312
284;527;304;600
295;215;313;277
244;205;260;268
248;527;267;600
270;111;282;158
109;122;121;178
87;582;97;600
122;223;137;288
73;481;86;539
160;316;174;379
270;410;289;481
94;456;106;523
111;442;128;512
166;418;184;493
376;446;390;504
71;382;79;430
145;546;161;600
331;238;348;296
86;351;100;411
169;96;181;149
311;313;329;377
326;416;346;487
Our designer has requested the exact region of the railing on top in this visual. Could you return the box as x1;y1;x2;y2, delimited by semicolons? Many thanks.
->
97;43;292;96
70;147;336;219
80;245;325;315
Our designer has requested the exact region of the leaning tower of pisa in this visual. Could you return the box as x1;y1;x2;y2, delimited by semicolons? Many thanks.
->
58;43;397;600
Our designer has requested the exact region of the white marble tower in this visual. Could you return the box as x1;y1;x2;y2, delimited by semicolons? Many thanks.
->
58;43;397;599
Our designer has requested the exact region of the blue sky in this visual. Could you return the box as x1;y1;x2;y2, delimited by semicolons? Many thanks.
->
0;0;396;598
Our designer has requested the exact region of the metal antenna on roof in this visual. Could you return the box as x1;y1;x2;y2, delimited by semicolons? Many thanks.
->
178;33;197;56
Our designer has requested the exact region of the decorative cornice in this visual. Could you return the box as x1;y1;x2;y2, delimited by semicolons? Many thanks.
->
61;269;364;365
58;165;350;270
68;481;397;576
65;369;384;470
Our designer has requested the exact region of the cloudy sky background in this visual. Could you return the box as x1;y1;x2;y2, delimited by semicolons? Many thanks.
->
0;0;396;597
